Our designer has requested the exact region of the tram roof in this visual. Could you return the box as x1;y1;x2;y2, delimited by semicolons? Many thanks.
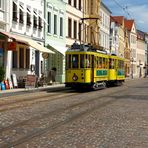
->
67;43;108;55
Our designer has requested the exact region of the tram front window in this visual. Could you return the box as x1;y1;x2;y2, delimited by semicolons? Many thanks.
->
72;55;78;68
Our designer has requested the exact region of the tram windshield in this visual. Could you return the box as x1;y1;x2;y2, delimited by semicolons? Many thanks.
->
66;54;91;69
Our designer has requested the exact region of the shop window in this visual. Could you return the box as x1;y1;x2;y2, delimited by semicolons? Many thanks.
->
26;48;30;69
13;2;17;22
0;42;4;67
19;48;24;68
12;51;18;68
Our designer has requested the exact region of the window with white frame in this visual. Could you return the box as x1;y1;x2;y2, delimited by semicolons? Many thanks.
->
60;17;63;37
0;0;4;10
33;10;38;29
54;14;57;35
47;11;51;33
26;7;31;26
19;5;24;24
13;1;17;22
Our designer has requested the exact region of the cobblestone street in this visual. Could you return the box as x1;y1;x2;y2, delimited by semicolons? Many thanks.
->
0;78;148;148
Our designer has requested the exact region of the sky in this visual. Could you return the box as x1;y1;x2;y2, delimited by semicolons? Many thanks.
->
102;0;148;32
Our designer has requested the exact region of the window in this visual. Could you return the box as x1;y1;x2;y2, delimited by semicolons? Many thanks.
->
47;12;51;33
19;7;24;24
0;42;4;67
74;0;77;8
54;14;57;35
72;54;78;68
79;0;81;10
26;48;30;69
78;23;81;41
26;8;31;26
109;59;115;69
12;51;17;68
13;2;17;22
0;0;4;10
33;11;38;29
60;17;63;37
74;21;77;39
19;48;24;68
68;18;72;38
38;17;42;30
68;0;71;5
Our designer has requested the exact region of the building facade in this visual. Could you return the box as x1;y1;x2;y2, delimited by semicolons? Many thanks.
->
45;0;67;83
125;19;137;78
136;30;146;77
100;2;111;53
0;0;54;83
66;0;83;47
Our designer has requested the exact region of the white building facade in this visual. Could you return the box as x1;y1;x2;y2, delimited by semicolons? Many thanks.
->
0;0;54;83
66;0;83;47
100;2;111;53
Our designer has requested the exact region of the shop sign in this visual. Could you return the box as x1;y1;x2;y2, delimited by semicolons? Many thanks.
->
25;74;36;88
42;52;49;59
7;42;17;51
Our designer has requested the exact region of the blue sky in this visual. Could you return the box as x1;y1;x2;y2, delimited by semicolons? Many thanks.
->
102;0;148;32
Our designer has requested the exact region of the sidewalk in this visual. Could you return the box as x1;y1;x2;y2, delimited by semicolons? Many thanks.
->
0;83;65;97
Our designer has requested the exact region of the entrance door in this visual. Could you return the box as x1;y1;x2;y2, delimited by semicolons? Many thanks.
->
35;50;40;77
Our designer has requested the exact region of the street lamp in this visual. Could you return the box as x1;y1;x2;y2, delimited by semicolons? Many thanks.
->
131;57;134;79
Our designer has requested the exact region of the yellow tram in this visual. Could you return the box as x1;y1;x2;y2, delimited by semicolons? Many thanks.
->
65;43;125;90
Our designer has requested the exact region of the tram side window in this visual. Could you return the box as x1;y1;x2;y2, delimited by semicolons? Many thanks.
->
80;54;84;68
72;55;78;68
85;55;90;68
66;55;71;69
109;59;115;69
118;60;124;69
98;57;102;68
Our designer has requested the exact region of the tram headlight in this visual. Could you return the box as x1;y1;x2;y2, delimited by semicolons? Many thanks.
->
72;73;78;81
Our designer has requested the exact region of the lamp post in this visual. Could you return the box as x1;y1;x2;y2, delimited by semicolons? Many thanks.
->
131;57;134;79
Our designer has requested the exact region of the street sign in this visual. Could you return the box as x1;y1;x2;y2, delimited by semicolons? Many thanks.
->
42;52;49;59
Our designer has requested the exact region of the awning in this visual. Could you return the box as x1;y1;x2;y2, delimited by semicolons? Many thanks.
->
47;43;67;55
0;31;54;54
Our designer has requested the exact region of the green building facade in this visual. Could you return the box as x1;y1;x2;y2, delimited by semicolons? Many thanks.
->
44;0;67;83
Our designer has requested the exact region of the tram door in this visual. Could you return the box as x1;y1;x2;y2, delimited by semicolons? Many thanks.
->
91;55;95;83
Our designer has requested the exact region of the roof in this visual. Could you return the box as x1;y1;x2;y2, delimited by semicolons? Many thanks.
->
124;19;134;31
111;16;124;26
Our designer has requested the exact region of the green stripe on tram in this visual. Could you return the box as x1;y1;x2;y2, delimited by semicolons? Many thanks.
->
117;70;124;76
96;70;108;76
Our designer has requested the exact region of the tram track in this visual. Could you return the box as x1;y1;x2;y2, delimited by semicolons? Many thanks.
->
0;87;128;147
0;89;78;112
